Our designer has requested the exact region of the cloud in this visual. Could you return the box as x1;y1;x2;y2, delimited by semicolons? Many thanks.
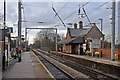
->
3;1;119;44
0;1;3;22
3;0;120;2
6;2;17;23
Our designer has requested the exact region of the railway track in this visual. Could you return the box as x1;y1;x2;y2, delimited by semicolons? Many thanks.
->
36;49;119;80
33;49;79;80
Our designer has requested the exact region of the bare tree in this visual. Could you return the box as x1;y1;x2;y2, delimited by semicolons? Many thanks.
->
104;34;111;48
33;29;62;51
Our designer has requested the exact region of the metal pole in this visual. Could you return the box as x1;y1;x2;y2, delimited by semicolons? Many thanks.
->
56;29;57;52
111;0;115;61
28;37;29;45
18;0;22;62
25;28;27;51
39;31;42;49
7;42;10;66
41;39;42;49
99;19;103;58
2;0;6;70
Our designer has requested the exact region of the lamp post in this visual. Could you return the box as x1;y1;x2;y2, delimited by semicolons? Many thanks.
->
54;25;58;52
99;19;103;58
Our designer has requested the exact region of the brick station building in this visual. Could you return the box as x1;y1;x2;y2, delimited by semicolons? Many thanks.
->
58;21;104;56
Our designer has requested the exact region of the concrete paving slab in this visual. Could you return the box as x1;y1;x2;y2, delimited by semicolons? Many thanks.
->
2;51;52;79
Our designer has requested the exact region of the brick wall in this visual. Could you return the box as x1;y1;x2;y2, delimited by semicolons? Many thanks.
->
92;48;120;60
0;42;4;53
0;42;4;48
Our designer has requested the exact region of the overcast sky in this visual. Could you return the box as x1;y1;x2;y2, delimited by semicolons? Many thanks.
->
0;0;120;44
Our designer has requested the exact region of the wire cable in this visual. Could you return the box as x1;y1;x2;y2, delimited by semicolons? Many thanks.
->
52;6;66;27
54;0;70;18
63;0;91;21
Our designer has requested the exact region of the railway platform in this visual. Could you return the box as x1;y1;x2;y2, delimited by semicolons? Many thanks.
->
55;51;120;67
2;51;53;79
49;51;120;78
68;53;120;67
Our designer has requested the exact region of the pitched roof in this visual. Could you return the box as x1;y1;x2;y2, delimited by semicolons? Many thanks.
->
57;37;84;44
58;28;92;44
57;38;75;44
69;28;91;37
71;37;84;44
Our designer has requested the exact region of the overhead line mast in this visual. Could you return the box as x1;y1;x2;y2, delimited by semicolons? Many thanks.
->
82;7;92;25
111;0;116;61
3;0;6;70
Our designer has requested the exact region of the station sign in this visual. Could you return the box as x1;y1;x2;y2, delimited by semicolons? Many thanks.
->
7;27;13;33
85;40;92;42
16;38;21;40
85;38;92;42
16;37;24;40
21;35;24;37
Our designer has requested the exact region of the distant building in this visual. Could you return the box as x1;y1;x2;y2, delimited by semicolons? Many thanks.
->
58;21;104;56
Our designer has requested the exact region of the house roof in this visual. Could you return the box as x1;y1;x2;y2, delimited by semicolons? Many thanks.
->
71;37;84;43
58;37;84;44
57;38;75;44
58;28;91;44
69;28;91;37
79;28;91;36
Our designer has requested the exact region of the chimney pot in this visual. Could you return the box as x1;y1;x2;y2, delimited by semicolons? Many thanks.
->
79;21;83;29
74;23;77;29
91;23;96;26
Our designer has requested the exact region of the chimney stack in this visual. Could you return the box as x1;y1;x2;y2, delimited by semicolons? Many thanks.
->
91;23;96;26
79;21;83;29
74;23;77;29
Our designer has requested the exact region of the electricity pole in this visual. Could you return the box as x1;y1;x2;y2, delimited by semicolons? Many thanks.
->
2;0;6;70
18;0;22;62
111;0;115;61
